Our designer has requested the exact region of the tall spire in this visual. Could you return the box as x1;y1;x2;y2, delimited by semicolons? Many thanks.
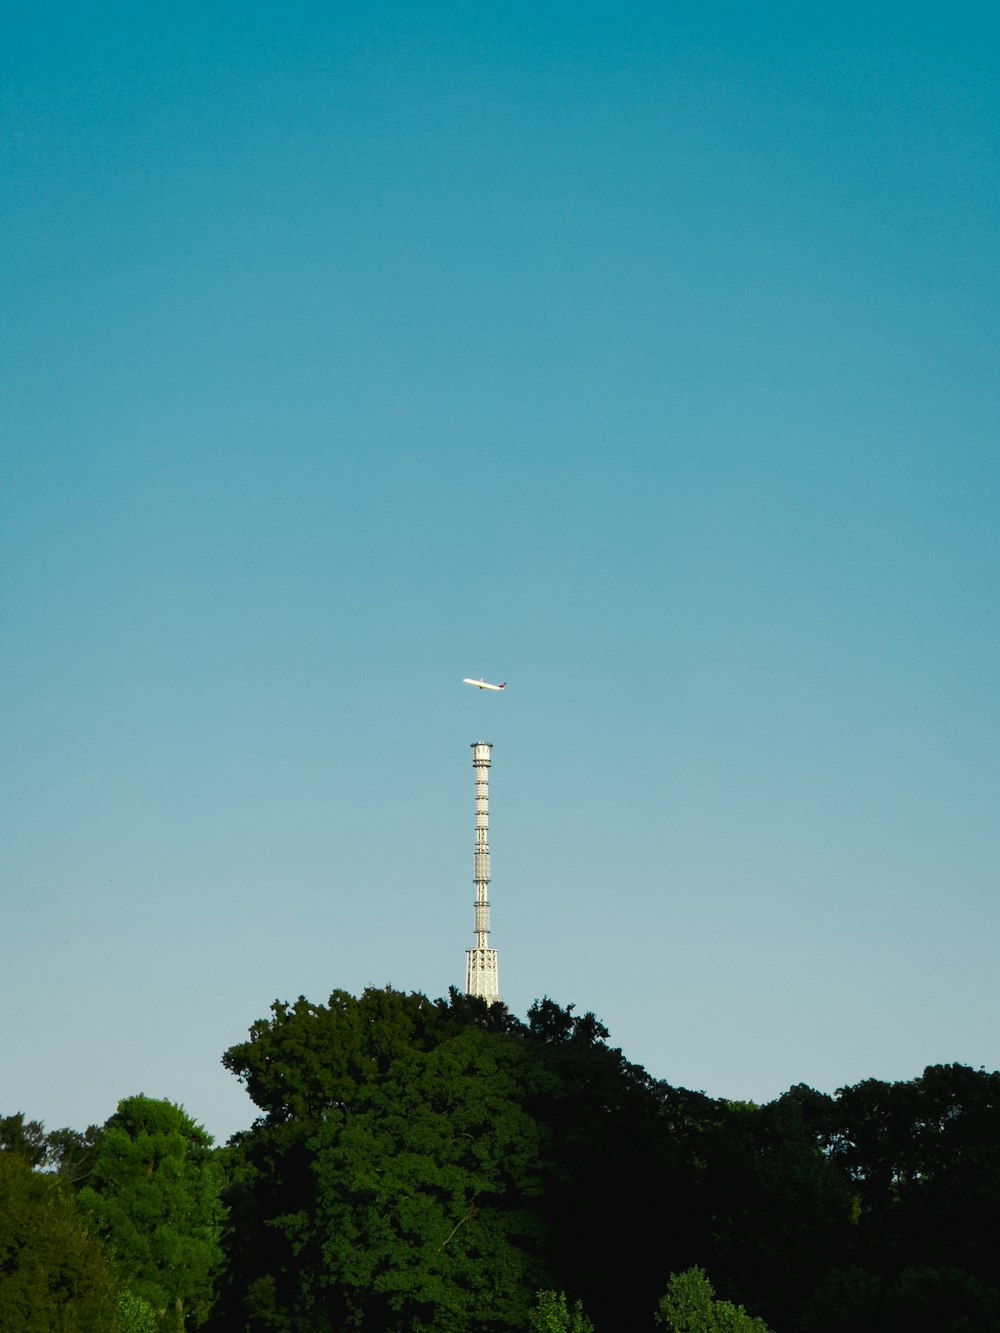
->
465;741;500;1003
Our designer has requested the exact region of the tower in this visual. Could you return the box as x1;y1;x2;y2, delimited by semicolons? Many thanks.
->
465;741;500;1003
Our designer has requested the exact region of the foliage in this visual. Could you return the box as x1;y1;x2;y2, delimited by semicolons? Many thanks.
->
800;1264;888;1332
803;1264;1000;1333
221;986;451;1124
118;1289;158;1333
825;1064;1000;1286
77;1095;225;1332
0;1150;117;1333
0;1111;49;1167
215;987;462;1331
209;988;1000;1333
12;996;1000;1333
306;1027;549;1332
214;986;531;1332
692;1090;853;1323
656;1268;773;1333
521;997;670;1330
0;1111;104;1181
46;1123;103;1183
887;1265;1000;1332
528;1289;595;1332
435;984;529;1036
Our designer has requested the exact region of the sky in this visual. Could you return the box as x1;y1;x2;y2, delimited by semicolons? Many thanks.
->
2;1;998;1145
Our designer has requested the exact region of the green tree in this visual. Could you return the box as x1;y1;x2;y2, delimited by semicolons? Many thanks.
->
77;1095;225;1332
216;986;460;1332
0;1150;117;1333
118;1289;158;1333
0;1111;48;1166
214;985;526;1332
46;1123;103;1184
528;1289;595;1332
221;986;449;1125
656;1268;773;1333
0;1110;104;1181
306;1027;550;1332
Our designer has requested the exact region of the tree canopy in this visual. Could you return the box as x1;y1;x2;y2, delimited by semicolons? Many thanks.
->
76;1095;225;1332
7;988;1000;1333
656;1268;773;1333
0;1150;116;1333
308;1027;550;1332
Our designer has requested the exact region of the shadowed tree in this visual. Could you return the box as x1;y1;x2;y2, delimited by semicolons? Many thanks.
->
0;1151;117;1333
521;998;670;1331
0;1112;48;1167
1;1112;103;1183
827;1065;1000;1286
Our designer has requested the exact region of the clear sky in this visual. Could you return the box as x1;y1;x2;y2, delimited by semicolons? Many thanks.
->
2;1;998;1145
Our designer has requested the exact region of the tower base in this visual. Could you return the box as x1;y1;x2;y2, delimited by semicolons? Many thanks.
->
465;948;500;1004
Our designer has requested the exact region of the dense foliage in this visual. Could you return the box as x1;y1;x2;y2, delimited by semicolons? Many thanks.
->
529;1289;596;1332
4;986;1000;1332
76;1096;225;1331
1;1098;224;1333
0;1151;116;1332
656;1268;774;1332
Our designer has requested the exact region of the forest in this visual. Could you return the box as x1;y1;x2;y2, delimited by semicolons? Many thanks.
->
3;984;1000;1332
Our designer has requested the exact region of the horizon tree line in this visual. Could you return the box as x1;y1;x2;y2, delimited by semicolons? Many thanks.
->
3;984;1000;1331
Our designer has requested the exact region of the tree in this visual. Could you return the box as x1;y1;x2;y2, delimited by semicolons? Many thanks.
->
0;1111;103;1181
221;986;451;1126
118;1290;158;1333
77;1095;225;1332
528;1289;595;1333
0;1111;48;1166
887;1266;1000;1332
522;998;669;1331
0;1150;117;1333
214;986;469;1332
656;1268;773;1333
800;1265;888;1333
701;1092;853;1323
803;1264;1000;1333
826;1065;1000;1287
45;1123;103;1184
306;1027;550;1332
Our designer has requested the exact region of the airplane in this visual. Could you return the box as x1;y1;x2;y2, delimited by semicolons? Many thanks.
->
463;678;506;692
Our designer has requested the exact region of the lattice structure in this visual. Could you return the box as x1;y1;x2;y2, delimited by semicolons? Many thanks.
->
465;741;500;1003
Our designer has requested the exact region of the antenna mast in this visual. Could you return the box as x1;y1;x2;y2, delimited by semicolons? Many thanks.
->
465;741;500;1003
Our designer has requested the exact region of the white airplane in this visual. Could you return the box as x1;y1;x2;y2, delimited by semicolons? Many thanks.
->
463;678;506;692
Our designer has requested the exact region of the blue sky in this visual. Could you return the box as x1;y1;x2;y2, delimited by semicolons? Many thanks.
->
2;1;998;1143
